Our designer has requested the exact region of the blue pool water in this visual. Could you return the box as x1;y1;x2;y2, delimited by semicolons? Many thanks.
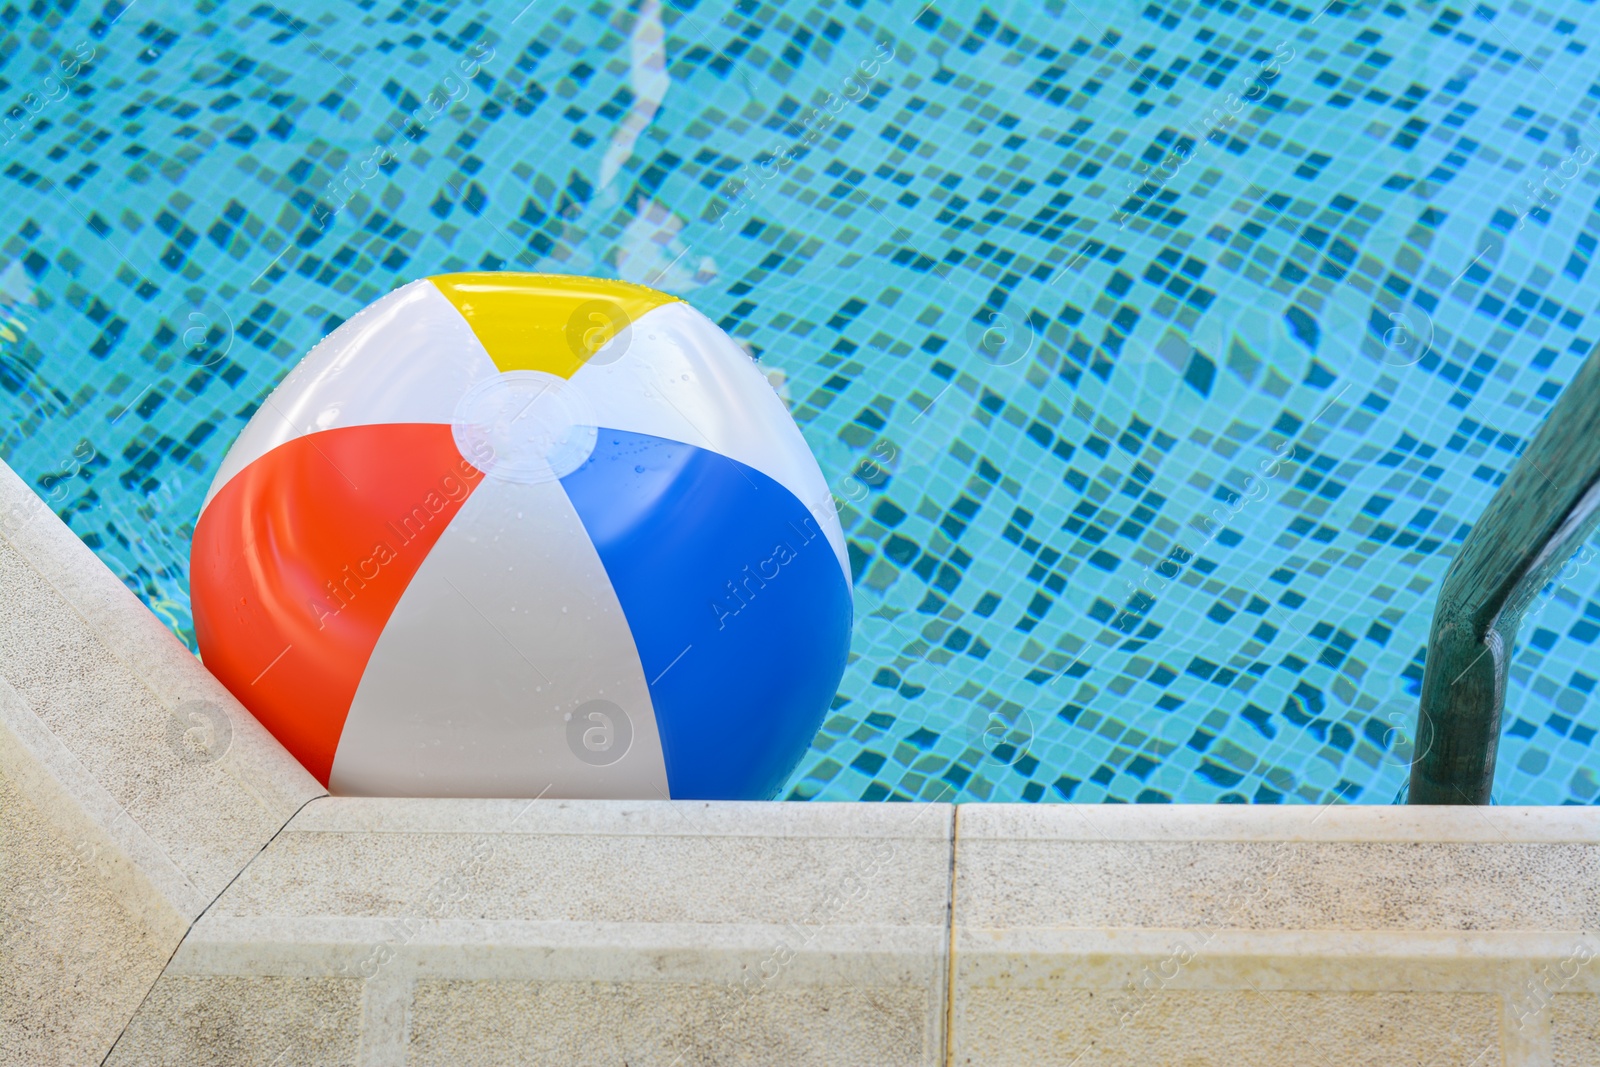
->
3;0;1599;805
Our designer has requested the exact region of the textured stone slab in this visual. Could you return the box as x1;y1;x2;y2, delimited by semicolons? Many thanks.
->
110;797;955;1067
950;804;1600;1067
0;759;172;1066
0;460;325;1066
105;975;364;1067
959;988;1501;1067
1554;994;1600;1067
404;978;931;1067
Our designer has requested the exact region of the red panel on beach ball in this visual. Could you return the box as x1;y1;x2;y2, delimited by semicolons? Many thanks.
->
192;423;483;783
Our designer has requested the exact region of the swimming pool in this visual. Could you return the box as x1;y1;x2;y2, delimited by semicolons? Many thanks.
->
3;0;1598;805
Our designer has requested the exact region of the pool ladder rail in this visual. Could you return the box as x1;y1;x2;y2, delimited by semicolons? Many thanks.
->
1411;344;1600;804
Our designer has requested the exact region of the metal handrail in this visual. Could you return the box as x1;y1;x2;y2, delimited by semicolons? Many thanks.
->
1410;347;1600;804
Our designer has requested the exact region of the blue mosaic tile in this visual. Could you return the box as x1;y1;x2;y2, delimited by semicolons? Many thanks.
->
3;0;1600;805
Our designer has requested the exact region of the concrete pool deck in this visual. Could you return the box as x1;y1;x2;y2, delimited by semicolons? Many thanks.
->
2;458;1598;1066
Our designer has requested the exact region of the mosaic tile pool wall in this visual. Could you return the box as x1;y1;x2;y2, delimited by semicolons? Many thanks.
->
3;0;1599;805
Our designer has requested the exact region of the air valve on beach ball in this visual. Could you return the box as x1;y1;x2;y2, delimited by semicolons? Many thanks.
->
190;273;852;800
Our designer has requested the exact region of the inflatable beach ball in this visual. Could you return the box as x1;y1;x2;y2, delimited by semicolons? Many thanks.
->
191;273;852;800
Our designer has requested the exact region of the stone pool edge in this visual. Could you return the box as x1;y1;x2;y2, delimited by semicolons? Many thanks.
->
3;458;1598;1066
